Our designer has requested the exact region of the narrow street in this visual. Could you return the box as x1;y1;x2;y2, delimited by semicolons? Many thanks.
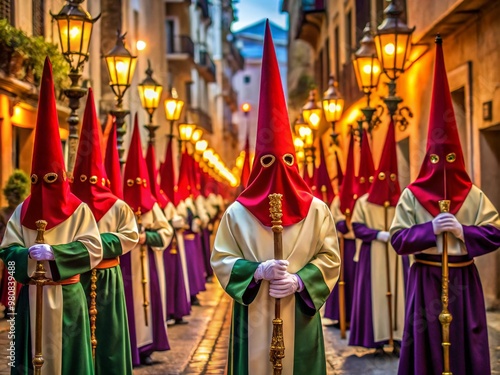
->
0;280;500;374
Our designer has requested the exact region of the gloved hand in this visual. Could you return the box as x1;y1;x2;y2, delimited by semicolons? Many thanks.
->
269;272;302;298
376;231;390;243
192;217;202;233
139;232;147;245
254;259;289;281
28;244;54;261
432;213;464;241
171;216;185;229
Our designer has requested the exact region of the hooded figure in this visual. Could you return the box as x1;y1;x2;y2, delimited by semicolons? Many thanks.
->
71;88;139;375
349;120;407;353
0;58;102;375
146;139;191;325
120;115;174;366
313;140;335;205
211;21;341;375
390;36;500;375
324;135;358;327
355;129;375;197
104;118;123;199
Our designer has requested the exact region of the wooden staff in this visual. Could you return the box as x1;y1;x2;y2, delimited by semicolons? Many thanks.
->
89;268;98;359
269;193;285;375
338;210;348;340
135;208;149;326
383;201;395;348
438;199;452;375
32;219;49;375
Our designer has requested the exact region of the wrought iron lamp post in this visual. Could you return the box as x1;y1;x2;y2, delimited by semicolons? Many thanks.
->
51;0;100;173
374;0;414;129
322;76;345;146
138;60;163;145
104;30;138;165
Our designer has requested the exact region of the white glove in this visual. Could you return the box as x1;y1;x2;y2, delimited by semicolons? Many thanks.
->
269;272;301;298
254;259;289;281
29;244;54;261
192;217;202;233
376;231;390;243
171;216;185;229
432;213;464;241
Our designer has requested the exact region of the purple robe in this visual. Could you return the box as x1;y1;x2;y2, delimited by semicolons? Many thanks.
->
392;221;500;375
183;230;207;297
202;227;214;278
323;220;357;323
163;236;191;320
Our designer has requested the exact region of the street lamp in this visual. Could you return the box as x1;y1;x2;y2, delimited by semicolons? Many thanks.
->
138;60;163;144
164;86;184;139
352;24;384;133
104;30;138;164
302;89;322;129
51;0;100;173
294;111;315;165
322;76;344;146
374;0;414;128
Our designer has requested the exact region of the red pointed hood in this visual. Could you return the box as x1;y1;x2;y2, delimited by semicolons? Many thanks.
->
356;129;375;197
240;132;251;189
159;139;176;203
146;143;169;209
71;88;117;221
367;120;401;206
237;21;312;227
408;36;472;216
188;153;201;199
335;150;344;189
21;58;81;230
174;150;191;205
123;114;157;213
104;117;123;199
314;140;335;204
338;135;357;215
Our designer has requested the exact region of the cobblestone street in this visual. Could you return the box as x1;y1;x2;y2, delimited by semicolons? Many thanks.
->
0;280;500;374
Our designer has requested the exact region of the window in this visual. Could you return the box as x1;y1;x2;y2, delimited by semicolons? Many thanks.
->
165;19;175;53
345;10;352;52
0;0;15;25
334;26;340;80
32;0;44;36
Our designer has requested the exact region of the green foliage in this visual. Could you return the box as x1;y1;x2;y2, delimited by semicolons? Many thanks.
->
3;169;30;206
0;19;69;91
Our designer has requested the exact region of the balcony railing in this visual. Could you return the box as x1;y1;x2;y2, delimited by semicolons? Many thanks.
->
166;35;195;59
197;50;216;82
302;0;326;12
191;107;213;133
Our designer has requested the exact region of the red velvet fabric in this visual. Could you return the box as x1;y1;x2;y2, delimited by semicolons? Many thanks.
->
71;88;117;222
356;129;374;197
146;143;169;209
159;139;176;203
313;140;335;205
367;120;401;207
21;58;81;230
240;133;251;189
335;150;344;188
174;150;191;205
408;38;472;216
104;117;123;199
338;135;357;215
122;114;157;214
236;21;312;227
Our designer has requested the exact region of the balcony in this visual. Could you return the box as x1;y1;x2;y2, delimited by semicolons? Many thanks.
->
166;35;195;61
296;0;326;47
196;50;216;83
223;85;238;112
191;107;213;133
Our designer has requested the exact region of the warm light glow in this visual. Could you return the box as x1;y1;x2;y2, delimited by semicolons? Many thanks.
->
69;26;80;39
362;64;380;74
203;148;214;161
308;112;321;128
241;102;251;113
235;154;245;169
105;56;137;94
296;150;305;161
195;140;208;153
13;106;21;117
384;43;395;55
164;97;184;121
297;125;312;139
56;17;93;71
178;123;197;141
136;40;147;51
294;137;304;149
191;128;203;143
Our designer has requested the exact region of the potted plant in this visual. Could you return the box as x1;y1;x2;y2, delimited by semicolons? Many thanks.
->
0;19;28;78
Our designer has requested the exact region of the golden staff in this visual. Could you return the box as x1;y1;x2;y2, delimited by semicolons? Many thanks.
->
32;219;49;375
135;207;149;326
89;268;98;359
438;199;452;375
338;210;348;340
383;201;395;349
269;193;285;375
